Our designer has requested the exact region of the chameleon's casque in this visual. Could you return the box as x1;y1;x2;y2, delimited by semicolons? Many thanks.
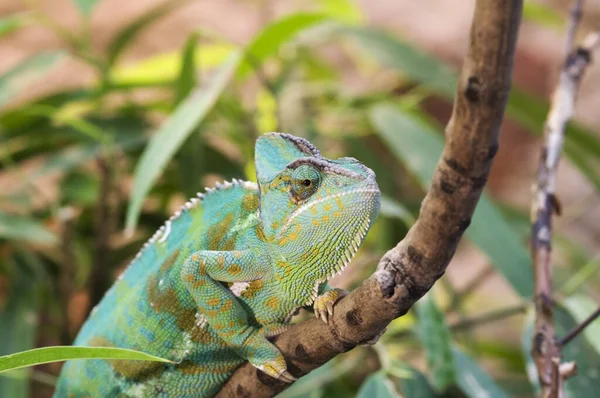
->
55;133;380;397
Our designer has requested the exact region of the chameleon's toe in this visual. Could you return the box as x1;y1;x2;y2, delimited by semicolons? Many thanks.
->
313;288;346;324
277;370;297;383
257;361;296;383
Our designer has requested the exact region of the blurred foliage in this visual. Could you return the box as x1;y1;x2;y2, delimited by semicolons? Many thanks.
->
0;0;599;397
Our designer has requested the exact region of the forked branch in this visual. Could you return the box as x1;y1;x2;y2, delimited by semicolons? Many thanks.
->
530;0;599;395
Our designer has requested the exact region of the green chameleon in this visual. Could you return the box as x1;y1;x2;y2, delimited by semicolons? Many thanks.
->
55;133;380;397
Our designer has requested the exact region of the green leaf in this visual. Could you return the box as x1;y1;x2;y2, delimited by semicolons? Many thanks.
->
357;371;400;398
106;0;188;67
370;105;533;297
318;0;363;23
0;13;29;38
0;51;64;108
0;346;172;374
70;0;98;17
416;293;455;391
523;1;563;29
380;195;415;228
453;348;510;398
236;13;329;80
174;32;199;104
0;212;57;245
562;295;600;356
125;52;241;232
341;26;456;98
388;362;438;398
0;261;39;397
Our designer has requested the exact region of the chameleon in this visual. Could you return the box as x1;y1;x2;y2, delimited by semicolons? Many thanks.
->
55;133;380;397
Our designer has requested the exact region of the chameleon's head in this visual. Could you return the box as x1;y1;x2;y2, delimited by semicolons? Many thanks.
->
256;133;380;288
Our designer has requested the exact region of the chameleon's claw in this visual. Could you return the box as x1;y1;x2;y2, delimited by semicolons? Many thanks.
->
326;301;334;317
319;309;329;324
277;370;297;383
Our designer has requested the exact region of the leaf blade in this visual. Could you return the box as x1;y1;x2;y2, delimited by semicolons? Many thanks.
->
125;52;241;232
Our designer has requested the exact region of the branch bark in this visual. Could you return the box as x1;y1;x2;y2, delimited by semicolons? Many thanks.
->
217;1;523;396
530;0;599;392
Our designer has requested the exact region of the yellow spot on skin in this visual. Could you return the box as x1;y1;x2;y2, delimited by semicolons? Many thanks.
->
242;193;259;212
233;251;243;259
310;206;317;215
207;298;221;306
207;214;234;250
255;225;267;241
288;232;299;241
191;253;201;262
228;264;242;275
221;300;233;311
199;259;206;275
335;197;345;210
333;211;342;218
271;221;280;230
217;256;225;269
321;215;330;223
264;296;279;310
208;310;217;318
241;280;264;298
312;219;320;227
323;203;332;212
295;224;302;232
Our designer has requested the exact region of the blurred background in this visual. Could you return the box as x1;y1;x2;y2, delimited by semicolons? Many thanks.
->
1;0;599;397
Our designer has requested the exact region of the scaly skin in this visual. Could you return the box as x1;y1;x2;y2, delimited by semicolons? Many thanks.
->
55;133;380;397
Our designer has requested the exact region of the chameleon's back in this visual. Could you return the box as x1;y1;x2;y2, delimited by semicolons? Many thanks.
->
55;180;263;397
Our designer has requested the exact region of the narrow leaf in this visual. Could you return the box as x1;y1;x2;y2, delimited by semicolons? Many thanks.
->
125;52;241;232
0;212;57;245
453;348;510;398
0;52;64;108
236;13;329;79
0;346;172;373
70;0;98;17
370;105;533;297
380;195;415;228
174;32;199;104
357;371;401;398
416;293;455;391
0;13;29;38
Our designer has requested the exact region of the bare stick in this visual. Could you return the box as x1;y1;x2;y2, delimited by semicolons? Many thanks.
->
217;1;523;396
558;306;600;347
530;7;599;395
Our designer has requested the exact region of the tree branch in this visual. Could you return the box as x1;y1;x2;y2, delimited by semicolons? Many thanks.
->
217;1;523;396
558;306;600;347
530;1;599;393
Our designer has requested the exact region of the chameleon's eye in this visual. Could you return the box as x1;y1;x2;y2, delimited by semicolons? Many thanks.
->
291;165;320;201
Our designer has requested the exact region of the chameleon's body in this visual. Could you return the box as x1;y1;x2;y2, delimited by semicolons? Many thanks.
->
55;133;380;397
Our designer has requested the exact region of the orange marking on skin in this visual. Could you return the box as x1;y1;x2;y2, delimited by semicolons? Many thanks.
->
333;211;342;218
241;280;264;298
264;296;279;310
217;256;225;269
312;219;320;227
228;264;242;275
185;274;196;283
242;192;259;212
335;197;345;210
199;259;206;275
221;300;233;311
255;225;267;241
310;206;317;215
323;203;332;212
295;224;302;232
321;215;330;223
233;251;243;259
288;232;299;241
208;310;217;318
207;298;221;307
191;253;201;261
271;221;280;230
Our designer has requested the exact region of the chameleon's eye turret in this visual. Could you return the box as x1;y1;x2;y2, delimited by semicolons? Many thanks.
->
290;165;320;201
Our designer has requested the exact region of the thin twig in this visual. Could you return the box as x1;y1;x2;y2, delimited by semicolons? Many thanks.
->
530;3;599;393
564;0;584;59
558;306;600;347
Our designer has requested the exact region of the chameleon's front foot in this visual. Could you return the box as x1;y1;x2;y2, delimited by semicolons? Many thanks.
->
257;363;297;383
313;288;346;324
